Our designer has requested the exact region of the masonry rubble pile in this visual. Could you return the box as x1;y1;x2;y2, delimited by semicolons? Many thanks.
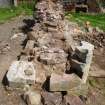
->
73;21;105;48
6;0;94;105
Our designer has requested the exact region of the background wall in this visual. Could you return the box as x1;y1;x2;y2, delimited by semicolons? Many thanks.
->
0;0;12;7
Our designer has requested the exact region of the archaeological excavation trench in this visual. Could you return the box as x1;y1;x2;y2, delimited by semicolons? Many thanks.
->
3;0;96;105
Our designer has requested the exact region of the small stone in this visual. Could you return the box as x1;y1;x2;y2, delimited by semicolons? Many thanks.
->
24;90;41;105
39;48;67;65
41;91;62;105
44;21;57;27
25;40;35;50
77;41;94;83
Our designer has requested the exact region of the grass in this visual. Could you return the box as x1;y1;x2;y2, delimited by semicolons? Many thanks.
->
65;12;105;31
0;3;105;31
0;2;35;23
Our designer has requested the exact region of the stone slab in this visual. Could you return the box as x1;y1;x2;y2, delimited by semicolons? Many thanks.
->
50;73;81;91
7;61;36;88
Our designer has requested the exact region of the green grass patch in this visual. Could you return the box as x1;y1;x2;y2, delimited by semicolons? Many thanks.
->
0;7;20;23
0;1;35;23
65;12;105;31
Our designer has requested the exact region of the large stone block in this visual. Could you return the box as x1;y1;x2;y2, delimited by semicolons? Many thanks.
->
76;41;94;83
39;48;67;65
7;61;36;88
50;73;81;91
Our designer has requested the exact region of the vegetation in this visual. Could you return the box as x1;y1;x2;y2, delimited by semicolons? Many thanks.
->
0;1;35;23
65;12;105;31
0;0;105;31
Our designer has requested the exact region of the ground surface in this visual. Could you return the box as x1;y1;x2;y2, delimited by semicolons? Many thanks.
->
0;15;105;105
0;15;33;105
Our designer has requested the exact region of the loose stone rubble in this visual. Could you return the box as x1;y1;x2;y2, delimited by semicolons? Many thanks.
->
73;22;105;48
6;0;94;105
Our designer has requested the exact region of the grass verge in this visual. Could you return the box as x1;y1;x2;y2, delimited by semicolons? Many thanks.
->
0;2;35;24
65;12;105;31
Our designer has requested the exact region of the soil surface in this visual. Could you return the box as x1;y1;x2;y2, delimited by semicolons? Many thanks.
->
0;15;105;105
0;15;33;105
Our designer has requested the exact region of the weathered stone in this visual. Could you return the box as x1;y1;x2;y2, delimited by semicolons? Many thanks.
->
50;73;81;91
20;55;28;61
37;34;52;47
50;39;66;49
28;25;46;41
24;69;34;76
41;91;62;105
71;41;94;83
51;31;65;40
39;48;67;65
44;21;57;27
7;61;36;88
52;63;67;74
24;40;35;53
47;27;58;33
28;31;39;41
36;69;46;84
64;95;85;105
24;90;41;105
34;0;64;22
76;41;94;83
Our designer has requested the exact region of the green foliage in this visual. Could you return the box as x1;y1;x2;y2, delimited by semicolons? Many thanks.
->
0;0;37;23
65;12;105;31
0;7;20;23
